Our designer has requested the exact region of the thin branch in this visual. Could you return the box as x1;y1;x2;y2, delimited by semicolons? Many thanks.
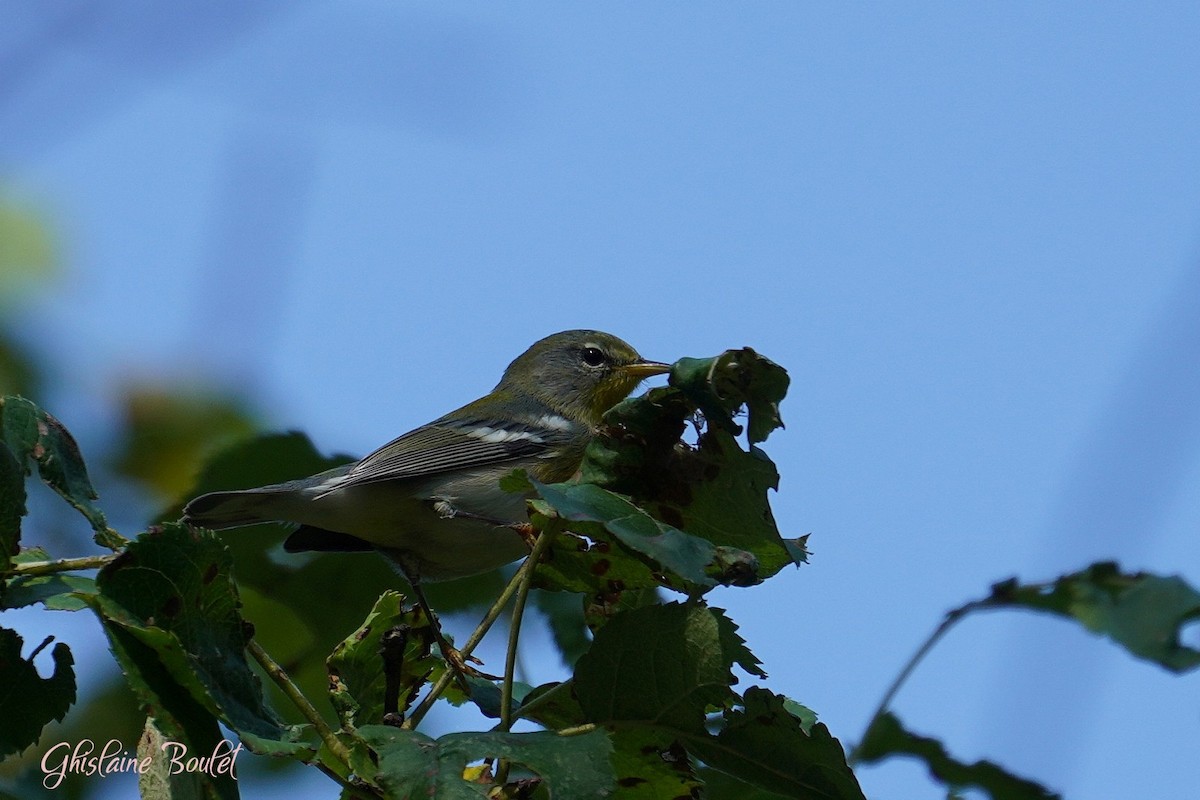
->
500;525;557;732
402;521;560;731
10;553;118;576
246;640;354;769
851;599;987;764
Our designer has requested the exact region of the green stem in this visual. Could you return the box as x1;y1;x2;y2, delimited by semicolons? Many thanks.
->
402;539;538;731
500;521;560;733
851;599;986;764
246;640;355;770
11;554;118;576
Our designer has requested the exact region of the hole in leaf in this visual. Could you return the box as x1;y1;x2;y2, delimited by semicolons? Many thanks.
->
1180;618;1200;650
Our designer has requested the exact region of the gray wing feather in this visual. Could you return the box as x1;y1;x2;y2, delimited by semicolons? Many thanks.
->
335;422;552;489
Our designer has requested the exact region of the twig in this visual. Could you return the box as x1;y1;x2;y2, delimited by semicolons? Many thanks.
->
314;761;378;800
402;520;560;731
851;599;986;764
11;554;118;576
246;640;354;769
500;525;558;732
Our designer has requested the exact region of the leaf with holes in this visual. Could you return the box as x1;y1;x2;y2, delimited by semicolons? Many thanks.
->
0;396;121;549
578;351;805;580
89;523;313;759
356;725;614;799
857;712;1059;800
987;562;1200;673
326;590;441;728
692;688;864;800
0;627;76;759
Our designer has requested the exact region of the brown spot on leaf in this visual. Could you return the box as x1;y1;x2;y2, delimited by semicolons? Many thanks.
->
618;777;648;788
606;579;625;593
202;563;219;584
590;559;611;576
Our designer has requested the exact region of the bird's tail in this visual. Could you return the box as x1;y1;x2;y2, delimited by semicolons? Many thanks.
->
183;489;282;530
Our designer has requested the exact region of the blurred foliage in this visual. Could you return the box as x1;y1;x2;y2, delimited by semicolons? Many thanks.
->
110;386;258;502
0;196;58;304
0;197;55;398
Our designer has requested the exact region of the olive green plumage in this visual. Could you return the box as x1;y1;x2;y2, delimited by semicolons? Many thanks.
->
183;330;668;583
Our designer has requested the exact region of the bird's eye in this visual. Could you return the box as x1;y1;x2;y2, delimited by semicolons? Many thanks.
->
581;347;606;367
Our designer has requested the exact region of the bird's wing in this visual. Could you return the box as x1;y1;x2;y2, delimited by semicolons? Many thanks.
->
331;420;558;491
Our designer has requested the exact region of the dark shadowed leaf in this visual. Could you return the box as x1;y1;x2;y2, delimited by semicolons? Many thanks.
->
856;712;1059;800
573;603;755;730
0;396;121;549
691;688;864;800
0;440;23;584
356;725;613;800
986;562;1200;673
2;573;95;611
531;589;592;667
90;523;313;760
0;628;76;759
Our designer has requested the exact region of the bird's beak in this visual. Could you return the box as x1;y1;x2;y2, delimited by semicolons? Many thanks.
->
622;360;672;379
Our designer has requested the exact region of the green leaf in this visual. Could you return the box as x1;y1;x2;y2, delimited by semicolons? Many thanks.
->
0;628;76;759
577;350;804;582
608;728;703;800
0;440;23;585
531;589;592;667
89;523;313;760
699;768;791;800
0;335;41;399
0;396;122;549
532;513;667;597
986;562;1200;673
326;590;441;728
2;573;95;611
110;384;258;502
92;613;242;800
533;481;763;591
856;712;1059;800
2;547;97;611
573;603;755;731
692;688;864;800
356;725;614;799
136;716;211;800
668;348;789;445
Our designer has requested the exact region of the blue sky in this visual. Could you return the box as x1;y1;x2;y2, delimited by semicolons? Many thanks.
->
4;3;1200;797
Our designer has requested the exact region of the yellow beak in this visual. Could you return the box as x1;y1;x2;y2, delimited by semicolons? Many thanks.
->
622;360;672;379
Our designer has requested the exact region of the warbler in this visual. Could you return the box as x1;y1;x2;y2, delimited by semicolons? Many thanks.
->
183;330;669;585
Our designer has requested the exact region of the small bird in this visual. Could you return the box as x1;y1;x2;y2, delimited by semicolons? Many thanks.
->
184;329;669;586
